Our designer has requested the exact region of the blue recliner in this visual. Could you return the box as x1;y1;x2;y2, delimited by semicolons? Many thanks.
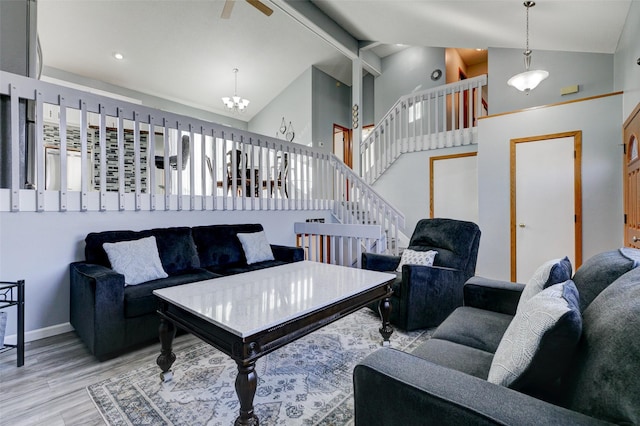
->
362;218;481;331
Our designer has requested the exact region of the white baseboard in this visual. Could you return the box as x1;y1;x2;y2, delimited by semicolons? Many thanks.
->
3;322;73;345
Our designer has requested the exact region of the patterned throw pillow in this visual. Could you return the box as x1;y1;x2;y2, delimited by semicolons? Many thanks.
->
237;231;275;265
488;280;582;393
517;256;572;313
103;236;168;286
396;249;437;272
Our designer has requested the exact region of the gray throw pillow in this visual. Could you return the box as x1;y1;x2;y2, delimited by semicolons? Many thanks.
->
488;280;582;394
517;256;572;313
103;236;168;285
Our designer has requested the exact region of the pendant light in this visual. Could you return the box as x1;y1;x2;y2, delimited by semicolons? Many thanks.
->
507;1;549;94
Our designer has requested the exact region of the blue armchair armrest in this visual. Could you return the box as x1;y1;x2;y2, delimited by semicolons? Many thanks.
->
362;252;401;272
463;276;525;315
270;244;304;263
399;264;467;330
70;262;126;359
354;348;611;426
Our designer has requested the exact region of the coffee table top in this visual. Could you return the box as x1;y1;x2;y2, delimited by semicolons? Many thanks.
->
154;261;395;338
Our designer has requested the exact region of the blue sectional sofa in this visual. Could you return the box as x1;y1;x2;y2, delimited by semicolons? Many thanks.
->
354;248;640;425
70;223;304;360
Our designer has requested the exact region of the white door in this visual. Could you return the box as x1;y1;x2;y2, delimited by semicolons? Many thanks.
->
512;132;582;282
430;152;478;223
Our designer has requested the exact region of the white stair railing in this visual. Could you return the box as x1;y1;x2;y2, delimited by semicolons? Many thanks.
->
361;75;487;184
0;70;405;256
294;221;385;268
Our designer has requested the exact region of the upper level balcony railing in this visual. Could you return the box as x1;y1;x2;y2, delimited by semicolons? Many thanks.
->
360;75;487;184
0;70;405;255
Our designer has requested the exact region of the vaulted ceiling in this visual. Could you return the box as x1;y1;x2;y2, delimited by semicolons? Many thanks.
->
37;0;632;121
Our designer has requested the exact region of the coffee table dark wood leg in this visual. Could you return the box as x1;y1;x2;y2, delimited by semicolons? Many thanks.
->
157;318;176;382
235;360;259;426
378;294;394;346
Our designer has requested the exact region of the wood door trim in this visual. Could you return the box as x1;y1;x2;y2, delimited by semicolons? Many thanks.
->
623;102;640;248
429;152;477;218
480;92;623;121
510;131;583;281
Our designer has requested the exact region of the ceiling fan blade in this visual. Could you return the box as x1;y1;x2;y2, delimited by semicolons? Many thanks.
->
221;0;235;19
246;0;273;16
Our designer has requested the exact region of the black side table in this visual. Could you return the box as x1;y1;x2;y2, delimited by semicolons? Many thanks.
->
0;280;25;367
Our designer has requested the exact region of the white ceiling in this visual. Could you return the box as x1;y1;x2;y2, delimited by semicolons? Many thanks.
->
37;0;632;122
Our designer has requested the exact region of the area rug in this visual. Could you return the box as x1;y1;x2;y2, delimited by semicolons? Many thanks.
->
88;309;431;426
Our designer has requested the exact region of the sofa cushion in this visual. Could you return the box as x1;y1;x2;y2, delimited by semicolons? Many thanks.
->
103;236;168;285
488;280;582;395
411;338;494;379
193;224;264;269
431;306;513;354
85;230;140;268
395;249;437;272
517;257;572;313
572;248;640;312
149;227;200;276
237;231;275;264
564;266;640;424
85;227;200;276
213;259;288;276
124;269;219;318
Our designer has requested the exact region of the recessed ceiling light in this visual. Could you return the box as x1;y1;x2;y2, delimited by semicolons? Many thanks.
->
113;52;124;60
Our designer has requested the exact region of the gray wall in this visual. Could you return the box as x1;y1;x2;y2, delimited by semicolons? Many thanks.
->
476;93;623;280
362;73;375;127
312;67;351;153
374;46;446;123
0;209;331;342
613;0;640;120
42;67;248;130
248;68;312;145
488;48;614;115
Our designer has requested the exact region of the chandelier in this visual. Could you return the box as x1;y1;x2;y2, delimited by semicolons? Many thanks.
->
507;1;549;94
222;68;250;112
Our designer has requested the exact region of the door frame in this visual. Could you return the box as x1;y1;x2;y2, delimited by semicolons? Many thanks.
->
333;124;352;168
429;151;477;218
623;102;640;248
510;131;583;281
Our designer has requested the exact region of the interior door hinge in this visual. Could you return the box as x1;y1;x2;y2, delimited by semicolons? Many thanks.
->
624;214;628;224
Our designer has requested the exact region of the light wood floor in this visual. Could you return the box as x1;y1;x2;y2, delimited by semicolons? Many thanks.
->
0;331;201;426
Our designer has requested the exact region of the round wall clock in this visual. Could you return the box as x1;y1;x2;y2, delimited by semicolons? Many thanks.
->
430;69;443;81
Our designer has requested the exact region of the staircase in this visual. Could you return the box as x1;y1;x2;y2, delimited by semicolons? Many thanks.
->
360;75;488;185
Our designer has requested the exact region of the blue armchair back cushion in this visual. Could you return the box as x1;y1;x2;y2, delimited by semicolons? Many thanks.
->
408;218;480;273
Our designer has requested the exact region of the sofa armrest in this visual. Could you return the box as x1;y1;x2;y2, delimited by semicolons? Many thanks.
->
70;262;126;358
400;264;466;329
354;348;611;426
270;244;304;263
463;276;525;315
362;252;401;272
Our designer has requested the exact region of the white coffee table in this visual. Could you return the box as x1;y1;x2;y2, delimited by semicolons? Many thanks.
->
154;260;395;426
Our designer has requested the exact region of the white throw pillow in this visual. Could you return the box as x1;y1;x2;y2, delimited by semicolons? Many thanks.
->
517;256;572;313
488;280;582;392
237;231;275;265
103;236;168;286
396;249;437;272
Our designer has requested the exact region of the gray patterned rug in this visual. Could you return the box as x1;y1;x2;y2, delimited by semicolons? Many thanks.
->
88;309;431;426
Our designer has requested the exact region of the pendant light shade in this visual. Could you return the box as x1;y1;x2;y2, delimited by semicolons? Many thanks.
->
508;69;549;92
508;1;549;94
